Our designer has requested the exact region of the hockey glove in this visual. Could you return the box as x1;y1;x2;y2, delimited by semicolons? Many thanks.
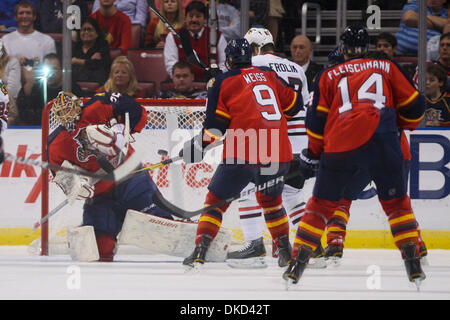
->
85;123;126;157
0;136;4;164
299;148;320;179
285;154;306;189
204;64;222;82
54;161;95;205
179;134;205;164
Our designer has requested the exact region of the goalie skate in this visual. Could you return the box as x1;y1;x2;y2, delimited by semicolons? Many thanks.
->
226;237;267;269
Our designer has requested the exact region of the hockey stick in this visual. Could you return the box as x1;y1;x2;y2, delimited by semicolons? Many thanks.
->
33;151;184;229
146;0;210;70
152;170;302;219
4;152;141;182
32;199;68;230
31;149;142;230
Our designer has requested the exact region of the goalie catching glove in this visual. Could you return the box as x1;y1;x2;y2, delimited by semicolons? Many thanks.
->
299;148;320;179
85;122;126;157
54;160;95;204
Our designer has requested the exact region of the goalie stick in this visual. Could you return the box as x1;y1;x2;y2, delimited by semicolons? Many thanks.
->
5;151;141;182
32;152;182;230
152;170;303;219
146;0;210;70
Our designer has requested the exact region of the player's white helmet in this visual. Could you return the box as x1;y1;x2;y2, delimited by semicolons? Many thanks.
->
52;91;83;131
244;28;274;54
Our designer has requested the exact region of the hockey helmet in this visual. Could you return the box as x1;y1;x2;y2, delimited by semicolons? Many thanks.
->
340;25;369;57
328;46;345;66
225;38;252;70
52;91;83;129
244;28;274;48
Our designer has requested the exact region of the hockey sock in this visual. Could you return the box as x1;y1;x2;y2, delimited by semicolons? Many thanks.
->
287;201;305;229
292;196;334;256
326;198;351;247
96;233;117;262
381;194;421;250
256;192;289;241
195;192;229;244
282;184;306;229
237;198;264;242
262;206;290;241
196;208;224;244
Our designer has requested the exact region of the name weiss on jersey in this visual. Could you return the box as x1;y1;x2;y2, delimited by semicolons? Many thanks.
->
327;60;391;80
242;72;267;84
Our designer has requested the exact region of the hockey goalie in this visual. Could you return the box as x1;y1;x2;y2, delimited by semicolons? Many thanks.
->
47;91;230;262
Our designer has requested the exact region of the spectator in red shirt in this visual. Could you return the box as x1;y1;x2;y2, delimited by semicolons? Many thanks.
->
90;0;132;55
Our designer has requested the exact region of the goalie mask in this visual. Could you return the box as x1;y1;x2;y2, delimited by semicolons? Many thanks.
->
52;91;82;131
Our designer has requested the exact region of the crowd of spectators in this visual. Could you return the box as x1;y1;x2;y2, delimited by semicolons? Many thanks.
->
0;0;449;127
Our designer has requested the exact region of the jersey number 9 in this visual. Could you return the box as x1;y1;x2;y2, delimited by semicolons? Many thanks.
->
253;84;282;121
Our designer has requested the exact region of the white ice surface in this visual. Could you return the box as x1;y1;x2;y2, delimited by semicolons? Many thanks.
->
0;246;449;300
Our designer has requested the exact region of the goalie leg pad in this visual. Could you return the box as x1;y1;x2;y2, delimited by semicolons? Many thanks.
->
67;226;100;262
118;210;231;262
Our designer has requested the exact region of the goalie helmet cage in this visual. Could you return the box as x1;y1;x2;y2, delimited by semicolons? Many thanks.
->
39;98;272;256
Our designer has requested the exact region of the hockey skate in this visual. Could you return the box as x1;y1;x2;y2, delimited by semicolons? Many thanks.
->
283;245;313;289
226;237;268;269
324;244;343;267
275;234;292;268
419;242;429;266
401;242;426;290
182;235;212;273
307;243;327;269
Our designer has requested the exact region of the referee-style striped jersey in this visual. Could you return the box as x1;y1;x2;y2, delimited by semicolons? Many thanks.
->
252;54;309;154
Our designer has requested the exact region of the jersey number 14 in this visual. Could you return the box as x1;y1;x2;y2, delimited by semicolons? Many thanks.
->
338;73;386;113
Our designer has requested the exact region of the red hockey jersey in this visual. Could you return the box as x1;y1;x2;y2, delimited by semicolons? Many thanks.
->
48;93;147;195
204;66;302;163
306;58;424;155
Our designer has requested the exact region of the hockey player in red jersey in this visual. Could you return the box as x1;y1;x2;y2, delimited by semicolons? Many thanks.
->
284;25;426;288
47;91;173;261
321;50;428;266
179;38;303;271
225;27;325;269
